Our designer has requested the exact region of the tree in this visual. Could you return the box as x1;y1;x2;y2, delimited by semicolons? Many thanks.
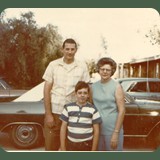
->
0;10;10;73
145;25;160;46
85;59;97;77
0;11;63;88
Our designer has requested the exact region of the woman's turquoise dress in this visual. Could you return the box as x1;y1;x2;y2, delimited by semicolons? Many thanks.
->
92;79;124;151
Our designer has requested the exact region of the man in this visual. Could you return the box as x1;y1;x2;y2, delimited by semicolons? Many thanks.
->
42;38;90;151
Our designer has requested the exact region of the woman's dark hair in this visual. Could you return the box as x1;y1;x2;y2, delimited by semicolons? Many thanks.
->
75;81;90;93
97;57;117;76
62;38;77;49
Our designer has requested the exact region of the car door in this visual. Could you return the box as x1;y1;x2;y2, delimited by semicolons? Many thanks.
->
123;98;141;136
137;100;160;137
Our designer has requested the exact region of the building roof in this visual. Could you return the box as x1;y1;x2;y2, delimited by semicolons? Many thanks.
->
130;54;160;64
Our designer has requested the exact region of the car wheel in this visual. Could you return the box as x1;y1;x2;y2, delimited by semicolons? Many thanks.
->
10;124;40;149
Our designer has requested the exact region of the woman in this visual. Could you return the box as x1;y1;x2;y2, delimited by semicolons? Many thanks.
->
91;57;125;151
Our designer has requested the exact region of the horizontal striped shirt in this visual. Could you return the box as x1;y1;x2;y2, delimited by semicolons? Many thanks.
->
60;102;102;142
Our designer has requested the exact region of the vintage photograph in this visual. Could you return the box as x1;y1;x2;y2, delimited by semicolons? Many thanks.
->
0;8;160;152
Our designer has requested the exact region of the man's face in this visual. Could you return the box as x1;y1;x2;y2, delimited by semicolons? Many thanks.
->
62;43;77;62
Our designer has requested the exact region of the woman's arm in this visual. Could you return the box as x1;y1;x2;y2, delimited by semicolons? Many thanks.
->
111;83;125;149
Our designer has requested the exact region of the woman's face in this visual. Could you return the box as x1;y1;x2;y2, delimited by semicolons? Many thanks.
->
99;64;112;82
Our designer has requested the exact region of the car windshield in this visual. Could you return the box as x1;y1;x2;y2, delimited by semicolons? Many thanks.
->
119;80;135;91
124;92;135;103
13;82;44;102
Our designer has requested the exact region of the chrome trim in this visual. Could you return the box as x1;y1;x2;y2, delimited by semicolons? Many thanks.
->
125;113;160;116
124;135;147;138
0;122;43;132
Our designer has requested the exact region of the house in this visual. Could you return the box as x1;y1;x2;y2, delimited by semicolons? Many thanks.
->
118;55;160;78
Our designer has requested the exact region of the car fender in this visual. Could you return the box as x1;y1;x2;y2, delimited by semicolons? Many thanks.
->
0;121;44;133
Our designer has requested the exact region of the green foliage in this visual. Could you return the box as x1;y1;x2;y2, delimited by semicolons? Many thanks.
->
85;59;97;77
0;11;63;88
145;25;160;46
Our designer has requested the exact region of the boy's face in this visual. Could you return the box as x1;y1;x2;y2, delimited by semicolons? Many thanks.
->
76;88;89;105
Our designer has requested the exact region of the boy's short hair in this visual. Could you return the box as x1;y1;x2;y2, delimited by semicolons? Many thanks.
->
75;81;90;93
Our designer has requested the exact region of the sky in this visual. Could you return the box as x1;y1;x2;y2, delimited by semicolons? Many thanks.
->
2;8;160;63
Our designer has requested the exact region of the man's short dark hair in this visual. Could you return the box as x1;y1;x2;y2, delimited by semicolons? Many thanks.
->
62;38;77;49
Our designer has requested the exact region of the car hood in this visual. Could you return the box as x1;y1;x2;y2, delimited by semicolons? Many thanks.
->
13;82;44;102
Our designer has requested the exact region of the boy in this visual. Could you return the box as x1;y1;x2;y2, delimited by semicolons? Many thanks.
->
60;81;102;151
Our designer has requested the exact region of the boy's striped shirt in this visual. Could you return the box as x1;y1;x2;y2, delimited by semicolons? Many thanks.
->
60;102;102;142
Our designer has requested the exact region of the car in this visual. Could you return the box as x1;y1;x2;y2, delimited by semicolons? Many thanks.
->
0;81;160;150
0;77;27;102
117;77;160;101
